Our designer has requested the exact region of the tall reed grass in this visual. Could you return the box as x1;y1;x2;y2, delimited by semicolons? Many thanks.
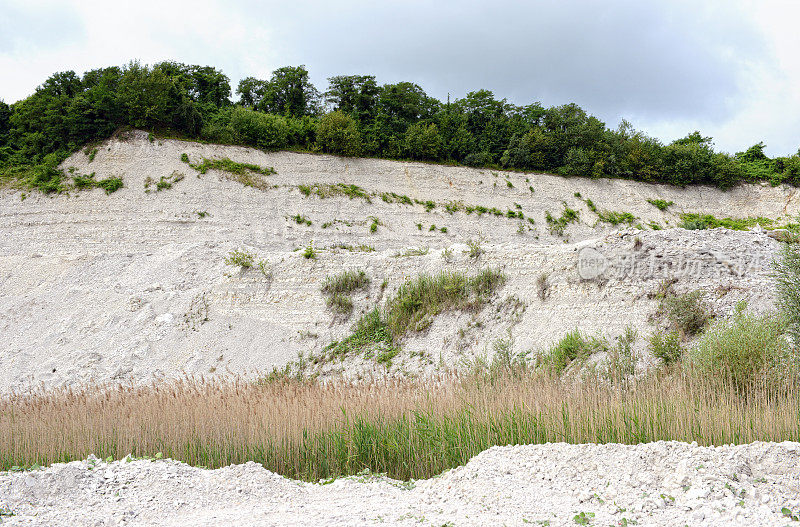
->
2;370;798;481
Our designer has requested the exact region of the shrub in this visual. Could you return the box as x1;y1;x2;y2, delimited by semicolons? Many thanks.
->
538;330;607;374
316;111;362;156
647;198;673;211
658;290;712;337
688;310;789;392
229;107;289;149
325;293;354;317
405;122;442;160
649;330;684;364
96;176;123;194
225;249;255;268
773;243;800;344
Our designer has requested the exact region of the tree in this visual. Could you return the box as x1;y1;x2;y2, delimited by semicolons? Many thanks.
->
316;111;361;156
236;77;268;108
325;75;380;122
0;100;11;147
405;122;442;160
258;66;321;118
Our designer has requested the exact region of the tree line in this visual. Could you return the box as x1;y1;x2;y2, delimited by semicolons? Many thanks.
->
1;60;798;192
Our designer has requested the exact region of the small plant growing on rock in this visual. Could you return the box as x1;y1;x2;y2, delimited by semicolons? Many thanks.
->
536;273;550;300
466;239;483;259
225;249;255;268
649;330;684;364
303;243;317;260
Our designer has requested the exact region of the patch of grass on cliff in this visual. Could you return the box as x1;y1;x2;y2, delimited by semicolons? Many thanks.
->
298;183;372;203
679;213;774;231
185;156;275;189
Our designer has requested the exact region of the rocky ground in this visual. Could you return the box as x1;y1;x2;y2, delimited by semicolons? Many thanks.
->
1;442;799;526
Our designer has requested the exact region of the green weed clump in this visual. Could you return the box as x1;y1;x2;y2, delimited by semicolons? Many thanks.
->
299;183;371;202
384;269;506;336
187;156;275;189
537;330;607;373
649;330;684;365
322;270;370;295
688;309;789;392
647;198;674;211
224;249;255;268
545;205;579;236
679;213;773;231
658;290;712;337
596;210;636;226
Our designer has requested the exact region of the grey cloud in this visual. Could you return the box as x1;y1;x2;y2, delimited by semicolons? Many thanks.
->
235;0;769;127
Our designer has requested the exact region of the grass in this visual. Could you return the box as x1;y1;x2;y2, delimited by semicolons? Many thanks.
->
298;183;372;202
647;198;674;211
383;269;506;336
679;213;774;231
185;156;276;189
545;205;580;236
290;214;312;226
536;330;607;373
596;210;636;226
2;369;798;481
688;308;791;392
321;270;370;295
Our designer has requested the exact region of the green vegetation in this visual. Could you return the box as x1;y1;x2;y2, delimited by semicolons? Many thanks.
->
688;308;789;392
545;205;579;236
649;330;684;365
596;210;636;226
4;61;800;195
302;243;317;259
297;183;371;202
774;243;800;343
679;213;774;231
184;156;275;189
224;249;255;268
383;269;506;336
657;290;713;338
290;214;312;226
145;171;183;192
536;330;606;373
72;172;123;194
321;270;370;295
647;198;674;211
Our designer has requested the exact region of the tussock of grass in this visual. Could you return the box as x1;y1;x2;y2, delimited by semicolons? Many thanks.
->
537;329;607;373
298;183;371;202
596;210;636;226
2;370;798;481
384;269;506;335
322;270;370;295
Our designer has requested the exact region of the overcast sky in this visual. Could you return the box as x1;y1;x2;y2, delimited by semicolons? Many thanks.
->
1;0;798;155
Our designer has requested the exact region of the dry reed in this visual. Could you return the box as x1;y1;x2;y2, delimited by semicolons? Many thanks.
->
1;370;798;481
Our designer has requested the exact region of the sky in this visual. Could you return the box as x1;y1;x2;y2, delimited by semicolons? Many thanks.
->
1;0;798;156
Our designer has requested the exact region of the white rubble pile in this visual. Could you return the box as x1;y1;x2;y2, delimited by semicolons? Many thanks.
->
1;441;799;526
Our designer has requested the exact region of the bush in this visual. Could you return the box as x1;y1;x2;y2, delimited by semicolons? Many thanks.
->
384;269;506;336
658;290;712;337
773;243;800;344
224;249;255;268
462;151;493;167
649;330;683;364
405;122;442;160
316;111;362;156
229;107;289;149
689;309;789;392
538;330;607;374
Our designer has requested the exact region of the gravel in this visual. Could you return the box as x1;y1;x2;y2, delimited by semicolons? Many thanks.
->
1;441;799;526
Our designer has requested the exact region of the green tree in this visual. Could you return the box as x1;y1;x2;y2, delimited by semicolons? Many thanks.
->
405;122;443;160
236;76;268;108
325;75;380;123
258;66;321;118
316;111;361;156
